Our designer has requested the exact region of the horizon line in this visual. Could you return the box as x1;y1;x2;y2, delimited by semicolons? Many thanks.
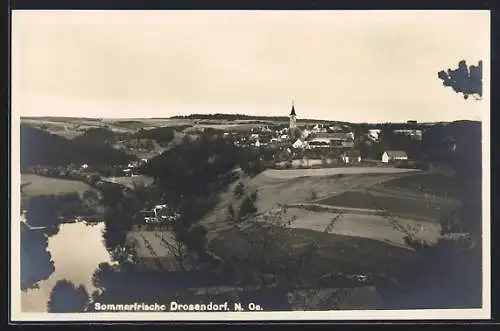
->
19;114;482;124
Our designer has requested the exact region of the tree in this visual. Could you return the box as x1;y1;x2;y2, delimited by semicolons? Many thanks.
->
82;189;99;203
184;224;208;255
233;182;245;199
250;190;258;202
227;203;235;221
25;195;59;228
111;244;138;268
158;230;189;271
290;127;302;140
438;60;482;100
92;262;119;290
373;73;483;308
20;222;55;290
47;280;89;312
238;196;257;219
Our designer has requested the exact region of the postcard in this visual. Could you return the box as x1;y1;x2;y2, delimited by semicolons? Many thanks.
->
10;9;490;322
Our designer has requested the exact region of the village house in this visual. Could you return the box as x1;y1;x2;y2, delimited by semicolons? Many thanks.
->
381;150;408;163
367;129;381;141
301;129;312;140
292;138;309;149
312;124;329;133
393;129;423;140
306;132;354;148
340;150;362;164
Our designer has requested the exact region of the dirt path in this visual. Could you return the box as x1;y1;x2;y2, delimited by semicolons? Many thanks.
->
263;167;421;179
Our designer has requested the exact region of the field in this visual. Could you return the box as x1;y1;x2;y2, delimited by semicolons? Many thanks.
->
209;223;418;282
277;206;441;247
21;117;193;140
263;167;420;179
316;190;459;222
126;228;194;272
20;174;99;199
198;167;461;287
200;168;424;242
378;172;462;200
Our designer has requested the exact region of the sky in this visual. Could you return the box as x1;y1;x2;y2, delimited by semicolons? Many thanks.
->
12;10;490;122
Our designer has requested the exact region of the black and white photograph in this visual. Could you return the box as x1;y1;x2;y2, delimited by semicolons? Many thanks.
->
11;10;490;321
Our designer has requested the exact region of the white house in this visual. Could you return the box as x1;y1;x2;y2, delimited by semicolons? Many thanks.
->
81;164;89;170
381;150;408;163
292;139;309;149
250;133;260;140
280;134;289;141
368;129;381;140
312;124;328;133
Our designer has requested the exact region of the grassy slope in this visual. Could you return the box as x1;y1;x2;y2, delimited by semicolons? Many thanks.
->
316;191;457;221
209;224;417;281
21;174;99;199
378;172;462;200
20;174;104;216
203;170;461;285
200;170;413;241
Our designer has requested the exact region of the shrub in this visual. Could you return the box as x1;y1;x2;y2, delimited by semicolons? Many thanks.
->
250;190;258;202
184;224;208;253
83;189;99;202
239;196;257;219
227;203;235;220
234;182;245;199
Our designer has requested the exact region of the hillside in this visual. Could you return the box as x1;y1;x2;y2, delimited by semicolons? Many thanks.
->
20;124;136;168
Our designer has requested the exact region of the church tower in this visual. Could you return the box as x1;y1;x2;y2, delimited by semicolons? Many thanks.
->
289;100;297;130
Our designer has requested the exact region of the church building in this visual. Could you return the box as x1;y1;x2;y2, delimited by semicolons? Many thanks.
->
289;101;297;130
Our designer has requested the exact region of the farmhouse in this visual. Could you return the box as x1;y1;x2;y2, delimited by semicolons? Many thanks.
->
381;150;408;163
292;138;309;149
340;150;362;164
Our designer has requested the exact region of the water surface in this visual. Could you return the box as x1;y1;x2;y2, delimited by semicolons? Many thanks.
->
21;222;111;312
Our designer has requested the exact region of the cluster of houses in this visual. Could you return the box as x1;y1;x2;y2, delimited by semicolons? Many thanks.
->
122;158;149;177
138;203;181;224
224;103;412;165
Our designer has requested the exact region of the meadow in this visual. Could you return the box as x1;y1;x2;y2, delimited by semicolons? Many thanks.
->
21;174;99;199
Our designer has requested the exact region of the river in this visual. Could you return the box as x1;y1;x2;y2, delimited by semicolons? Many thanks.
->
21;221;112;312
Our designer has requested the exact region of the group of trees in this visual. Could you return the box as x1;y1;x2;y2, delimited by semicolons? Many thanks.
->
20;222;55;291
140;130;265;201
47;280;89;313
438;60;482;100
25;192;98;228
378;61;483;308
227;182;259;222
132;125;190;147
21;124;135;169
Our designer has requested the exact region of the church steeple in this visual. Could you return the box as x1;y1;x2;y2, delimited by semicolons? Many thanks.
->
290;100;296;116
289;100;297;130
